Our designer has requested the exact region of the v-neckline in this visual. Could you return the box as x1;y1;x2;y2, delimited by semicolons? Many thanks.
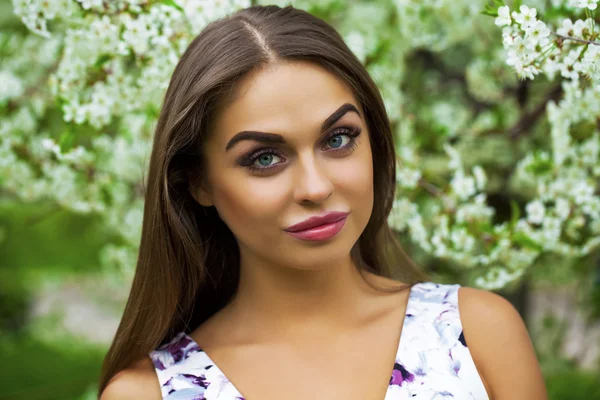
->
184;282;420;399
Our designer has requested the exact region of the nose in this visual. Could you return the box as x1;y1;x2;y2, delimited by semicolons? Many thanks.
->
292;153;334;205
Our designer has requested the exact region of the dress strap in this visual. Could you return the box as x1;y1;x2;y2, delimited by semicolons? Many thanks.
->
149;332;245;399
391;282;490;399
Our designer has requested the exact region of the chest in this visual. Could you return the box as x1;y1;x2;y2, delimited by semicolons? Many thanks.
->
210;330;402;400
152;284;490;400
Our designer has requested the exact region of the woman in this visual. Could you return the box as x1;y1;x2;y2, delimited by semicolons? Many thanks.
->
99;4;547;400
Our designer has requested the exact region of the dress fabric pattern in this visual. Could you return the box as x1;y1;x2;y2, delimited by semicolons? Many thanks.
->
150;282;490;399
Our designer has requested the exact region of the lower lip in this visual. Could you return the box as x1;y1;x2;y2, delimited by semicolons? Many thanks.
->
285;216;347;242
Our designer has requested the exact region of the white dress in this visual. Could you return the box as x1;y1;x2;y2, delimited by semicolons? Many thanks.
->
150;282;490;399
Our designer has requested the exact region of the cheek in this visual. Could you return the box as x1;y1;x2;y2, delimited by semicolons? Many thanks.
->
340;153;373;197
210;176;286;236
338;138;374;211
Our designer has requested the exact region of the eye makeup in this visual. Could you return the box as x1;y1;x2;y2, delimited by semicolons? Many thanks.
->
237;125;362;176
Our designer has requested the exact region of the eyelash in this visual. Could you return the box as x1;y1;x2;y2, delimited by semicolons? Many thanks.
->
240;126;362;176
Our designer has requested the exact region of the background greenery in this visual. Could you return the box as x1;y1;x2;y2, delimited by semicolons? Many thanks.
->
1;0;600;398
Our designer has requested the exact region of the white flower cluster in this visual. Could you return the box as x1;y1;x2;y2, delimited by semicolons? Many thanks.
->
385;12;599;289
12;0;75;37
14;0;251;129
495;3;600;81
392;0;483;52
509;77;600;258
4;0;600;292
4;0;250;279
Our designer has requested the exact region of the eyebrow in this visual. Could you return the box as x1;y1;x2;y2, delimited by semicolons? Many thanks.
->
224;103;361;152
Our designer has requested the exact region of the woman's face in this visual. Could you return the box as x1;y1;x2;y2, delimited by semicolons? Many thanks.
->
192;61;374;271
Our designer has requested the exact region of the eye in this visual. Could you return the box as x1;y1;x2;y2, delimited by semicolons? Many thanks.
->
239;126;362;176
325;133;352;150
239;148;286;175
321;126;361;153
253;152;283;168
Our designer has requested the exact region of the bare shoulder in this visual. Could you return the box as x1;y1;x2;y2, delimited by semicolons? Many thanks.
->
458;286;548;400
100;357;162;400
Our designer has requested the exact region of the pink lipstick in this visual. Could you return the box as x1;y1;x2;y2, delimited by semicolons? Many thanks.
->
284;211;349;242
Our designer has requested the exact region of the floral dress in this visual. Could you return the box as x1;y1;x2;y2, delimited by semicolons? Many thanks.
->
150;282;490;399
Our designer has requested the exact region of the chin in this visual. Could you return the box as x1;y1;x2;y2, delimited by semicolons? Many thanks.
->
284;242;357;271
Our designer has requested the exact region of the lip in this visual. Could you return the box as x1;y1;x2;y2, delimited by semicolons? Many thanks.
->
284;211;349;232
285;216;348;241
283;211;349;242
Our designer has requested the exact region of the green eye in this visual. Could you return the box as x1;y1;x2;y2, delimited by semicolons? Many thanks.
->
254;153;282;167
258;154;274;166
243;126;362;176
327;134;350;149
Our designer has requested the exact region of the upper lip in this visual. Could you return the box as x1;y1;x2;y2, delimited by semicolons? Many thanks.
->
284;211;349;232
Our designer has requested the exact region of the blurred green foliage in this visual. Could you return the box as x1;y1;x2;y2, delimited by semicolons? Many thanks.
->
0;202;117;399
0;334;105;400
546;370;600;400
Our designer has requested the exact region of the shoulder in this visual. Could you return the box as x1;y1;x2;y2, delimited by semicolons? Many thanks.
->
457;286;548;400
100;357;162;400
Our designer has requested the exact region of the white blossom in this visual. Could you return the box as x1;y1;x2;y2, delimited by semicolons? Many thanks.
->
495;6;511;27
577;0;599;10
512;5;537;30
0;70;24;101
450;171;477;201
526;200;546;225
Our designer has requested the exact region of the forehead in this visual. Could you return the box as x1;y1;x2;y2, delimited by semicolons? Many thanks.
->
211;62;362;142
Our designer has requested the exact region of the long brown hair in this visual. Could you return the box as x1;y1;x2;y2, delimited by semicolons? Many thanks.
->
99;4;427;394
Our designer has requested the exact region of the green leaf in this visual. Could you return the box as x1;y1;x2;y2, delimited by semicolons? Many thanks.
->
525;150;554;175
509;199;520;229
160;0;184;12
58;130;75;152
481;10;498;17
94;54;112;69
481;0;506;17
481;6;497;17
478;221;495;235
512;231;543;251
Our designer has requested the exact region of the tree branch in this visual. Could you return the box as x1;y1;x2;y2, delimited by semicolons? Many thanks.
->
552;32;600;46
509;84;563;140
418;177;443;197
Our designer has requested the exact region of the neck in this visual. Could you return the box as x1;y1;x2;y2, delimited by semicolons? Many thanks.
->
225;250;376;337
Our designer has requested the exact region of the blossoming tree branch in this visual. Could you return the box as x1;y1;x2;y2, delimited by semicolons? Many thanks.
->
3;0;599;290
